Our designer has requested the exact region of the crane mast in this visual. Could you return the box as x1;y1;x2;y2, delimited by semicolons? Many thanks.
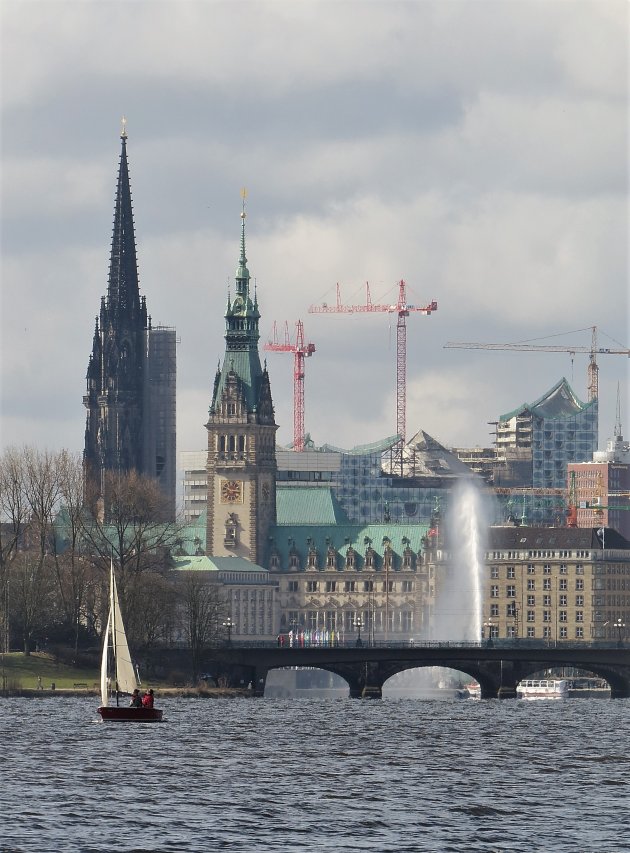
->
264;320;315;452
309;281;437;474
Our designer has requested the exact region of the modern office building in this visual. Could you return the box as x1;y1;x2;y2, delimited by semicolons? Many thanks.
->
485;378;599;526
183;428;476;529
495;377;598;490
83;126;176;518
568;420;630;539
180;450;208;523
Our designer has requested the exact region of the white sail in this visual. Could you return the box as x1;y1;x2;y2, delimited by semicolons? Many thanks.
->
100;560;139;706
100;609;111;706
111;567;139;695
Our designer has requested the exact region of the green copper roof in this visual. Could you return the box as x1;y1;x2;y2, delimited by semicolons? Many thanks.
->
500;377;595;421
171;555;218;572
269;522;429;566
276;486;350;525
210;201;264;414
172;555;268;575
316;435;400;455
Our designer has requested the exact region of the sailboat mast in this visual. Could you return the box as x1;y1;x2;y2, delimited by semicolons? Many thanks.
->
111;559;120;706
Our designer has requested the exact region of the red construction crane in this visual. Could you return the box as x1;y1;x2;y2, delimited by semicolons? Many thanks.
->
309;281;437;472
264;320;316;452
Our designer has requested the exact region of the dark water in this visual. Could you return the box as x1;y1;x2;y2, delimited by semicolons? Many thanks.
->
1;696;628;853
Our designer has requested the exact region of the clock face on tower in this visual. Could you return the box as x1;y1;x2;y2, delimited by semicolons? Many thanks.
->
220;479;243;504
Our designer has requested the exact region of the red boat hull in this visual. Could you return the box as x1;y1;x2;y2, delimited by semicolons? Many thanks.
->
98;706;163;722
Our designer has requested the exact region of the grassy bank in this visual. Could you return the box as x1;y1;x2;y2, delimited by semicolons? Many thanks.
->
0;652;100;691
0;652;250;697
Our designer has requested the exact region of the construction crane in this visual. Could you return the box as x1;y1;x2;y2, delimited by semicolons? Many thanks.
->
264;320;315;452
309;281;438;473
444;326;629;401
567;471;578;527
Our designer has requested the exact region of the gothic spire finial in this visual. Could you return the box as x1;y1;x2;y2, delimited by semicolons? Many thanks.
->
121;115;127;139
107;123;142;321
236;187;249;288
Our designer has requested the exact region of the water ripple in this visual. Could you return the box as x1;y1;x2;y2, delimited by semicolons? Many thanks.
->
0;696;628;852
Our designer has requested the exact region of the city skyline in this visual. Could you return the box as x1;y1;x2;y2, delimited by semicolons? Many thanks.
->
2;0;627;460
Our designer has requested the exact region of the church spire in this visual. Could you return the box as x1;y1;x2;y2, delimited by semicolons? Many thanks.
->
209;193;268;415
84;121;148;489
235;187;250;294
107;117;142;323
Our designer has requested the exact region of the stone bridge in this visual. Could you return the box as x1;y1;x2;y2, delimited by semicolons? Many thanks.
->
205;642;630;699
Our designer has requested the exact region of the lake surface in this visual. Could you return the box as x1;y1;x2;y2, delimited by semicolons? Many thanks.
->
1;695;628;852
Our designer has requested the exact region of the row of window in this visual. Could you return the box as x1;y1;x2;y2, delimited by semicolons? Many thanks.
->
489;604;585;621
287;580;414;593
489;595;585;613
488;551;591;559
285;609;414;632
490;579;584;596
487;627;587;639
491;563;584;578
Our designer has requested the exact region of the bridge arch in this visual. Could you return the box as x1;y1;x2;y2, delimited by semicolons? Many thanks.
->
264;666;349;698
209;643;630;699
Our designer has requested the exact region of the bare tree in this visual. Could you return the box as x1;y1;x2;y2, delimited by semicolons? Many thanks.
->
0;447;66;653
22;446;63;559
49;451;99;653
124;569;177;650
9;551;55;654
80;469;183;605
178;571;225;684
0;447;30;569
0;447;31;652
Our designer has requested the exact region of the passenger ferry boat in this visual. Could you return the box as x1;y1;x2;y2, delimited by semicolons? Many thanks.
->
517;678;568;700
465;682;481;700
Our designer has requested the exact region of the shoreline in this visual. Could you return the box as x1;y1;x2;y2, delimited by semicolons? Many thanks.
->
0;687;254;699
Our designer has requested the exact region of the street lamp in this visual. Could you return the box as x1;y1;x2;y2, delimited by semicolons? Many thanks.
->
512;605;520;641
223;617;233;645
483;621;495;646
354;615;364;647
613;617;626;648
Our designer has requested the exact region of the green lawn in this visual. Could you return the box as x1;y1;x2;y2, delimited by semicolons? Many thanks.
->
0;652;100;690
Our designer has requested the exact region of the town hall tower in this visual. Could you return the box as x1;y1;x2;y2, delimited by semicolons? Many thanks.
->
206;198;277;562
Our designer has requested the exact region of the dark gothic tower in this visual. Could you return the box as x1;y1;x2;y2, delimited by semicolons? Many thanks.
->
206;196;277;562
84;123;176;518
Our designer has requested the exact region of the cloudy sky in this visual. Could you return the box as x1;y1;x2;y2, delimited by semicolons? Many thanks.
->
1;0;628;466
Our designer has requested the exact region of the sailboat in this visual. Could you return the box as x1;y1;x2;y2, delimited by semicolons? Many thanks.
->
97;560;163;722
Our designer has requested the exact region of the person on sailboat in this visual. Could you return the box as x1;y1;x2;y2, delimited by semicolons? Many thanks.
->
142;689;154;708
129;689;142;708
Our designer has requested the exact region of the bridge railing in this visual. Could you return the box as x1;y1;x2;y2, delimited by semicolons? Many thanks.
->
208;639;625;651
